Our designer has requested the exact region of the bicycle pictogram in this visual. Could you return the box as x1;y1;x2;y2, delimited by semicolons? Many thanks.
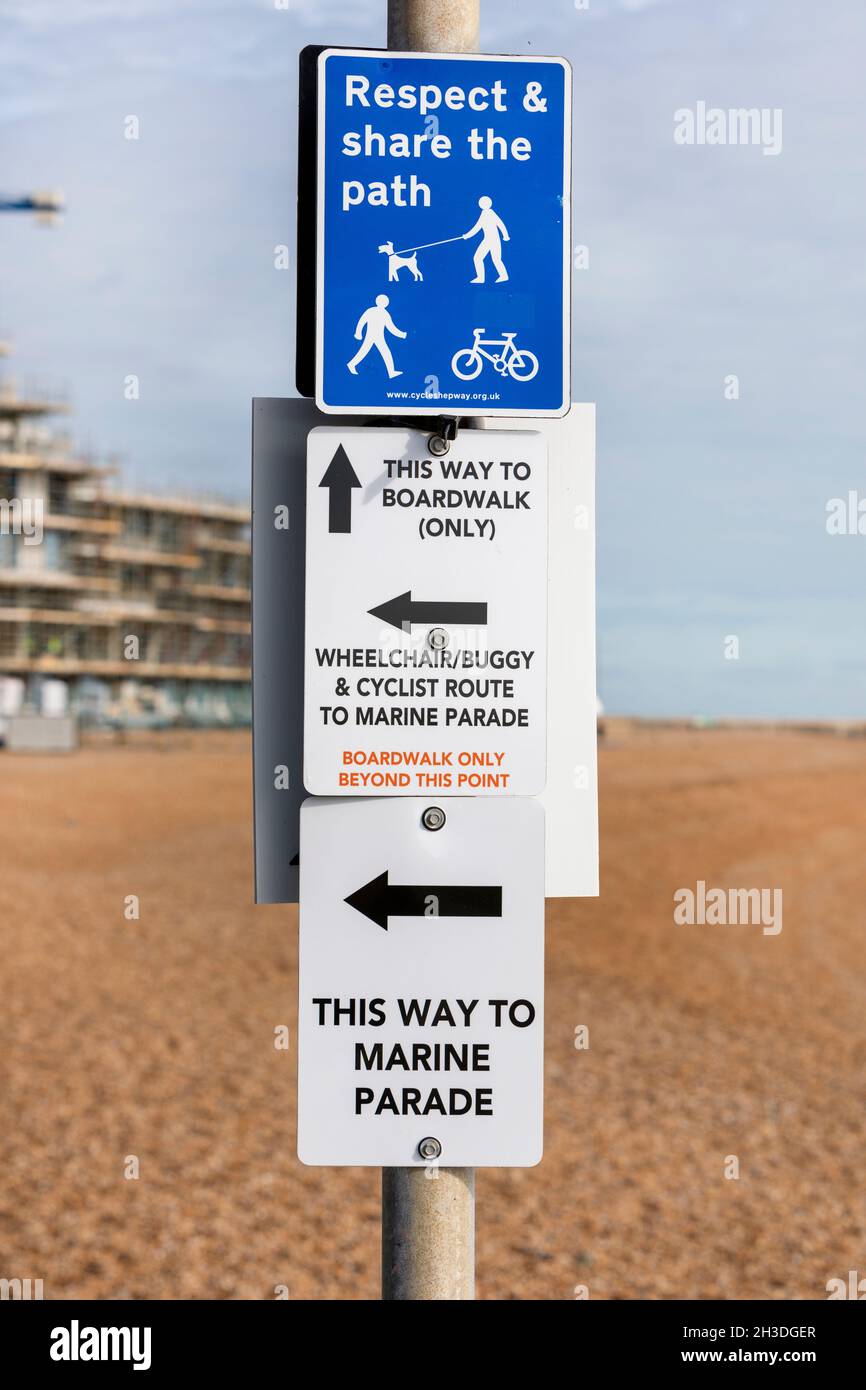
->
450;329;540;383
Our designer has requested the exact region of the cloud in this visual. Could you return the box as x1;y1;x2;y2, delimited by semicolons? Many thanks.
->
4;0;866;717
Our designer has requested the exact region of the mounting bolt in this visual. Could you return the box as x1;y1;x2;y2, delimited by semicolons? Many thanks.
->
418;1136;442;1161
421;806;446;832
428;433;450;457
427;627;448;651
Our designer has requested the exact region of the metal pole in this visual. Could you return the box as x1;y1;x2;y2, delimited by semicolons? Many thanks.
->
388;0;479;53
382;0;480;1301
382;1168;476;1299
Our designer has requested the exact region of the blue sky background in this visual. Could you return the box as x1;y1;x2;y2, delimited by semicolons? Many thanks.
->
2;0;865;718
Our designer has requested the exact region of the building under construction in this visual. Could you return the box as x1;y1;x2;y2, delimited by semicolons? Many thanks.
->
0;367;251;729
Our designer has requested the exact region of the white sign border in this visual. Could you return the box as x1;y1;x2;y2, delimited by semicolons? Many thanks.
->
297;794;546;1167
314;47;573;419
302;424;550;798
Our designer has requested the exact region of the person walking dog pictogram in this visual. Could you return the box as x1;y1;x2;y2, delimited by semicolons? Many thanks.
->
463;196;510;284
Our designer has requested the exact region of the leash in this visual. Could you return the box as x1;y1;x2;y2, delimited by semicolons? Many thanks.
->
393;235;465;256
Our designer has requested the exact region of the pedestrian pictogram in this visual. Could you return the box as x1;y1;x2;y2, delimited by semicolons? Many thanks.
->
347;294;408;379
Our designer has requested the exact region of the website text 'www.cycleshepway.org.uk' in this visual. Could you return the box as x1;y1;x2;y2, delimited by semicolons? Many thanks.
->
385;390;503;403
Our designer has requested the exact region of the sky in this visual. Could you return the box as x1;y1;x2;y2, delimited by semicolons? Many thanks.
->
2;0;865;718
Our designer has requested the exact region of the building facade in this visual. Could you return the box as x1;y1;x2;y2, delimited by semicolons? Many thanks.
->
0;383;250;728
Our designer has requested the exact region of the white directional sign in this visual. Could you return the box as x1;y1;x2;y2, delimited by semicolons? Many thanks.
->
303;426;547;796
297;796;544;1167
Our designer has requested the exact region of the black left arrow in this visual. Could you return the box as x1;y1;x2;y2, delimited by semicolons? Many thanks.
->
345;869;502;930
368;590;488;633
319;444;361;533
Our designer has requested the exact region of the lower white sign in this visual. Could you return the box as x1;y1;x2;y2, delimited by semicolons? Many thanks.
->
298;796;544;1167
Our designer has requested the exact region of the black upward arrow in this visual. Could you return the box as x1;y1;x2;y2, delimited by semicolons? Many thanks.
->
319;444;361;533
368;590;488;633
345;870;502;931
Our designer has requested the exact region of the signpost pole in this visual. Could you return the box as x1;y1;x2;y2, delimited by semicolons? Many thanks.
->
381;0;480;1302
387;0;479;52
382;1166;476;1300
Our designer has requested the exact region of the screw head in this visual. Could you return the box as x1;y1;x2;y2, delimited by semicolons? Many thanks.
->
418;1136;442;1161
428;433;450;457
427;627;449;651
421;806;446;832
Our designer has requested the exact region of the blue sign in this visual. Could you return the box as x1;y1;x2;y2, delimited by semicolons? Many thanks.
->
315;49;571;418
